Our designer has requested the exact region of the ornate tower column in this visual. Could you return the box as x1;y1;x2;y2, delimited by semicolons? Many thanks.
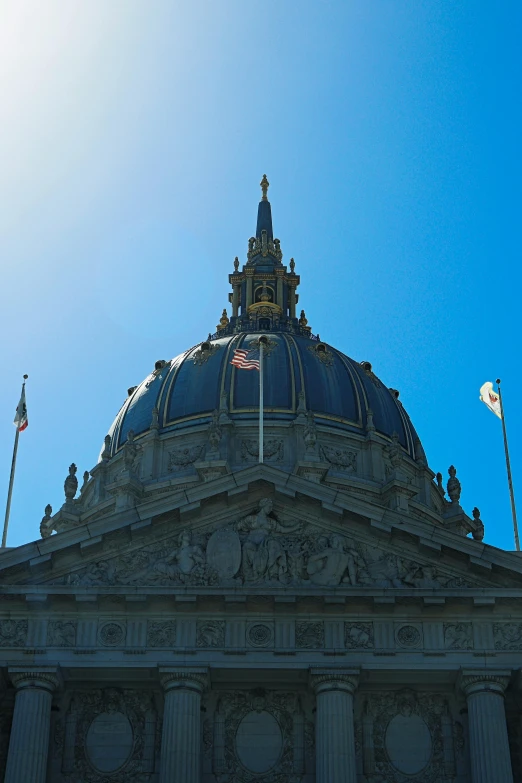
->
159;667;208;783
4;667;59;783
310;668;359;783
461;670;513;783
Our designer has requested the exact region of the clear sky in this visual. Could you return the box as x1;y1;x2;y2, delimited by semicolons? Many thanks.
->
1;1;521;551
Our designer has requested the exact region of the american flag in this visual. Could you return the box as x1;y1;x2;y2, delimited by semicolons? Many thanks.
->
230;347;260;371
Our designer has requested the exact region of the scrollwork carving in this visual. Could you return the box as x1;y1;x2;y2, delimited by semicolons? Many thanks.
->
241;438;284;462
167;444;204;471
364;689;458;783
214;689;302;782
60;688;157;783
319;445;357;471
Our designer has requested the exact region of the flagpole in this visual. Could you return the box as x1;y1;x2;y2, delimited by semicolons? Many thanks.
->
2;376;27;548
259;339;264;464
496;378;520;552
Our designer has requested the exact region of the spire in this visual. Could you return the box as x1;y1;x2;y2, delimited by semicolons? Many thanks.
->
256;174;273;240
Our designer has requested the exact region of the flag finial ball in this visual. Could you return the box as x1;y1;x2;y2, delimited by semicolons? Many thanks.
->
23;374;28;380
496;378;501;385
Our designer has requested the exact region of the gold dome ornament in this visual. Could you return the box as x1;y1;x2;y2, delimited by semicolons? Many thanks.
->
217;308;230;331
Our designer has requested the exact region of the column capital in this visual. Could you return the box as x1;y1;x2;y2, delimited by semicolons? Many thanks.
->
159;666;209;694
459;668;511;698
310;668;360;696
8;666;61;693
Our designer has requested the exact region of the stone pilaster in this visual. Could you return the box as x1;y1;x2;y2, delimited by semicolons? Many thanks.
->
158;667;208;783
461;669;513;783
310;668;359;783
4;668;59;783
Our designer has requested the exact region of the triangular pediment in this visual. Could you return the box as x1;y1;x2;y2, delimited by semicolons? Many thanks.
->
1;466;522;595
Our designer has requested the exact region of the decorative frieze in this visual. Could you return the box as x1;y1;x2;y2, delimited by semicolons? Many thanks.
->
345;622;373;649
196;620;225;648
296;621;324;649
147;621;176;647
47;620;76;647
97;621;126;647
493;622;522;650
0;620;27;647
444;622;473;650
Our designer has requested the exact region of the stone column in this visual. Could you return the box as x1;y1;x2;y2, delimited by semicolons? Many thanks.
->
4;667;59;783
461;669;513;783
310;668;359;783
289;283;296;319
245;269;254;310
232;284;240;317
159;667;208;783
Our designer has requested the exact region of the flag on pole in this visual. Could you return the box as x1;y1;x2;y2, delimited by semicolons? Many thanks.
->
230;347;260;371
13;386;28;432
479;381;502;419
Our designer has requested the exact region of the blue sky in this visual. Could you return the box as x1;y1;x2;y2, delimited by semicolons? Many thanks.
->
1;1;521;550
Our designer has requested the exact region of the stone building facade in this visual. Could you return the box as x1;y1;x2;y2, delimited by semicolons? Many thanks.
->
0;177;521;782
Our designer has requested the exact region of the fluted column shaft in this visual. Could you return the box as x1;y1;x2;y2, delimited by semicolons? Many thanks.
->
461;670;513;783
310;668;359;783
159;667;208;783
4;668;59;783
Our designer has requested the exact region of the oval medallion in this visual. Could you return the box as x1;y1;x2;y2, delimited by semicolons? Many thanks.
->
235;710;282;773
86;712;133;773
385;713;432;774
206;529;241;579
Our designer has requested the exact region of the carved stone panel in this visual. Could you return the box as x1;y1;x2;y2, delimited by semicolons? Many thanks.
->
394;623;423;649
345;622;374;649
197;620;225;648
147;621;176;647
246;622;274;648
493;622;522;650
98;621;126;647
48;620;77;647
0;619;27;647
443;622;473;650
296;621;324;649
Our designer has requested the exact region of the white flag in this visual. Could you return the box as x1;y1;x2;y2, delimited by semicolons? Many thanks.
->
13;386;28;432
479;381;502;419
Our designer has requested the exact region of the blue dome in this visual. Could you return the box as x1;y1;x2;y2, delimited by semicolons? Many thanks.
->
105;332;420;459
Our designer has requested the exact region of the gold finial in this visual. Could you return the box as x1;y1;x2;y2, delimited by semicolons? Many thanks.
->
260;174;269;201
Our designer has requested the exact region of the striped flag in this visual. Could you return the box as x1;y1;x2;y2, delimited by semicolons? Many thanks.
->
13;386;28;432
230;347;260;371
